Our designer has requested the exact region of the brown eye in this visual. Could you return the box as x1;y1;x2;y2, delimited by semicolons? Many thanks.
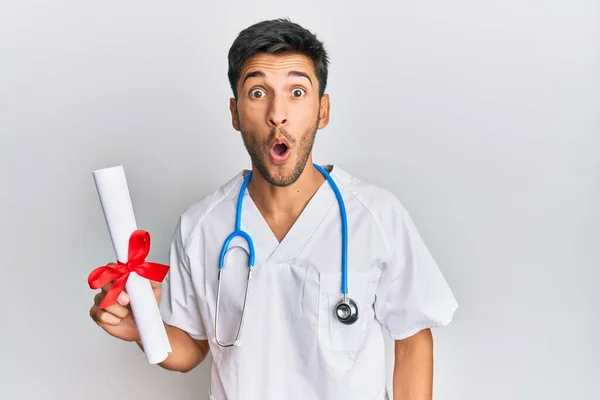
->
251;89;266;98
292;88;306;97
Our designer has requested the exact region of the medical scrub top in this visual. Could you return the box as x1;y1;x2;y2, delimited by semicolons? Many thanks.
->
159;165;458;400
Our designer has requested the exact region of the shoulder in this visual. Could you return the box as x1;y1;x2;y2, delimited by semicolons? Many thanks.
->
331;165;412;252
332;164;409;218
176;171;244;248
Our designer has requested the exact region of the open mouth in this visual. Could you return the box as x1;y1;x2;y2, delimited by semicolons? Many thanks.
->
269;140;291;163
273;143;288;156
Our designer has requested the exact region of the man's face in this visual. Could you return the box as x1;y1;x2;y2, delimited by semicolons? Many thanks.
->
230;53;330;187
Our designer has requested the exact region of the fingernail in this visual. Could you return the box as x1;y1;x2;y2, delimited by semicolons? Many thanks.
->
118;292;129;305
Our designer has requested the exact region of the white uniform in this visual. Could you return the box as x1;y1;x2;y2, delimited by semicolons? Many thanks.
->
159;165;458;400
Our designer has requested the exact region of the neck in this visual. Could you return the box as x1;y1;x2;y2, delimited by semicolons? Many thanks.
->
247;163;325;219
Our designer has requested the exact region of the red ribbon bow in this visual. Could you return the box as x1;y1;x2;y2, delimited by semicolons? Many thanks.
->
88;229;169;309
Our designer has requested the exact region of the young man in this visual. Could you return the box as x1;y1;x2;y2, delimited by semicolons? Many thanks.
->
90;18;458;400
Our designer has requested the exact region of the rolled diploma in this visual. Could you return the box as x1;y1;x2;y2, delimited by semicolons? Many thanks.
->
92;165;172;364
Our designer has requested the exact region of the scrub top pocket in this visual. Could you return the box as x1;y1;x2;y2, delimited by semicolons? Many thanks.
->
317;270;379;352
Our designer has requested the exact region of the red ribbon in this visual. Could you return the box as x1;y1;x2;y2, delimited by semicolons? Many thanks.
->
88;229;169;309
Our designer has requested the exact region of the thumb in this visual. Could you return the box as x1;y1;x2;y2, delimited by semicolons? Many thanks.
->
150;279;162;304
149;279;162;290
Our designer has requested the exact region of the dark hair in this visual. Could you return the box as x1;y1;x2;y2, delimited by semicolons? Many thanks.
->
227;18;329;99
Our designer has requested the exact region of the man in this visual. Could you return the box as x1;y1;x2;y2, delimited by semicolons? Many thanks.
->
90;18;458;399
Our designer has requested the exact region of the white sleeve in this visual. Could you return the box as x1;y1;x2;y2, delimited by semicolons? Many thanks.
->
374;206;458;340
159;219;207;340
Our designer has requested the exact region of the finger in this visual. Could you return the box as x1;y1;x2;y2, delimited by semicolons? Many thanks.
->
101;282;112;293
100;282;129;300
94;292;130;318
94;290;129;308
97;309;121;326
94;291;104;306
90;305;121;326
103;302;130;319
99;262;118;292
117;291;129;306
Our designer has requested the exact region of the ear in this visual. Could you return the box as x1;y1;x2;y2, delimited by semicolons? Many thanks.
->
230;97;240;131
317;94;330;129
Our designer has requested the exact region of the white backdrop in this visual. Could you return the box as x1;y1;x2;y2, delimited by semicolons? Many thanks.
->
1;1;598;399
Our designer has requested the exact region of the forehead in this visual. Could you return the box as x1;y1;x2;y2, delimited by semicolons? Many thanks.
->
239;53;316;80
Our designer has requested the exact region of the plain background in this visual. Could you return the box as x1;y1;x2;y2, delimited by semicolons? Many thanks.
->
1;0;598;399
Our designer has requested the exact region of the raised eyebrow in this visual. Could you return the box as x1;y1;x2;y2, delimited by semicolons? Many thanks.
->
242;70;313;86
288;70;312;86
242;71;266;85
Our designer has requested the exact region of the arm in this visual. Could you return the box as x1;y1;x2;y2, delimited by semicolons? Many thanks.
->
136;324;209;373
393;328;434;400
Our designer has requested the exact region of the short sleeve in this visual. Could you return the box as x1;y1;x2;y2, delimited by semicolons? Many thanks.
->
374;205;458;340
159;218;207;340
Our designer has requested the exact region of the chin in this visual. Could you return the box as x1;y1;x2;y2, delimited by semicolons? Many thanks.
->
268;170;297;187
261;164;301;187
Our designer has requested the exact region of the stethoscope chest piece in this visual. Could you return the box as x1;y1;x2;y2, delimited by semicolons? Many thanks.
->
335;297;359;325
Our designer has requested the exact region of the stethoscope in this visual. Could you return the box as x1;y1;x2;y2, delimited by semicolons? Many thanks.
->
214;163;358;348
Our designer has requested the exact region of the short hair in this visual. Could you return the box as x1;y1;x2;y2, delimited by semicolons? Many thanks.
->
227;18;329;99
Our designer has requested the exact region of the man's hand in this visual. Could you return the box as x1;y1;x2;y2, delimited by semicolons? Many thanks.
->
393;328;434;399
89;262;162;342
88;262;209;373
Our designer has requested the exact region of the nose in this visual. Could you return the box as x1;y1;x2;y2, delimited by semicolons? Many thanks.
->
267;95;288;127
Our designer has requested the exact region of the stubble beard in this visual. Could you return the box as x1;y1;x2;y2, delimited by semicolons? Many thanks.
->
239;115;320;187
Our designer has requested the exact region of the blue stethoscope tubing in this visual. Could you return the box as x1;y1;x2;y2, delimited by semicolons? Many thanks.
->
215;163;356;348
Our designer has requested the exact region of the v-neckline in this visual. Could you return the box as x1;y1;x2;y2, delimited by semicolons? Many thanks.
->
239;165;340;265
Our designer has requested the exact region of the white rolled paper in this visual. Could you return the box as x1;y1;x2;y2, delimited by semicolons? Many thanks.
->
92;165;172;364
